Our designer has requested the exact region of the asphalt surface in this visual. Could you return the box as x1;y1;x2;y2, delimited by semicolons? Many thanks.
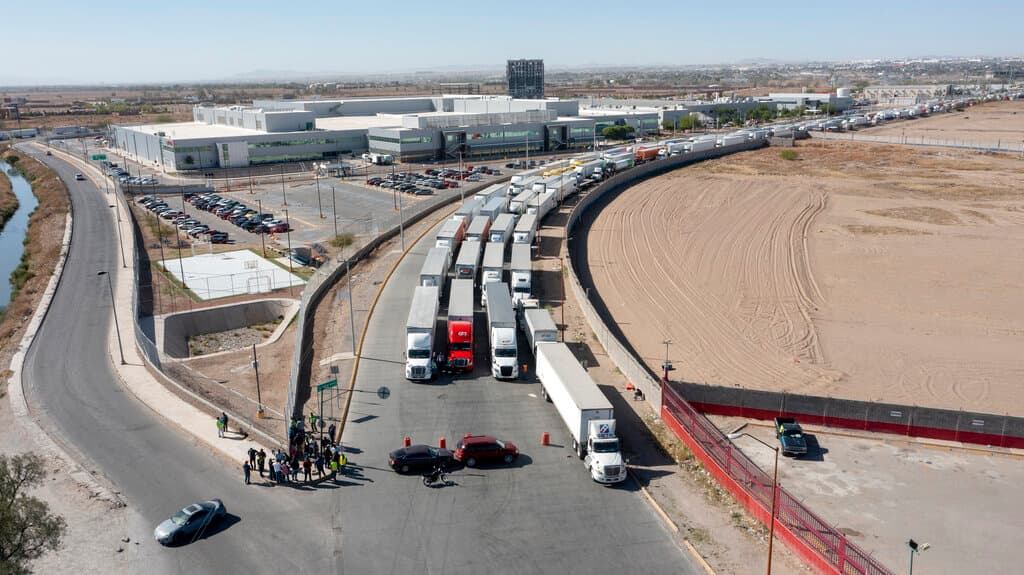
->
18;145;335;573
337;217;698;574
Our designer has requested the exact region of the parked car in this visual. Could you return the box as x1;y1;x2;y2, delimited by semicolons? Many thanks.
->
75;173;86;181
209;232;229;244
187;225;210;238
388;444;453;474
153;499;227;546
454;435;519;467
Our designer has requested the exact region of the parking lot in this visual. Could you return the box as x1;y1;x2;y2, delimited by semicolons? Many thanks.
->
714;417;1024;575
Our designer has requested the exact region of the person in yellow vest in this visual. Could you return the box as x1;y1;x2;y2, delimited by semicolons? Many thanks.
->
329;457;339;484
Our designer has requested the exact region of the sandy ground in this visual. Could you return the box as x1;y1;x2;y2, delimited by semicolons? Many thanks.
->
585;140;1024;415
863;100;1024;149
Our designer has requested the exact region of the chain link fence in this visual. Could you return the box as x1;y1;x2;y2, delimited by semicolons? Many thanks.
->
814;130;1024;154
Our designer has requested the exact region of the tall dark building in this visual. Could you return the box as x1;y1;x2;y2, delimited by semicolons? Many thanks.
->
506;59;545;99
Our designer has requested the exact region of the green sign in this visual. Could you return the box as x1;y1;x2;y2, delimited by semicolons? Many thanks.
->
316;379;338;392
91;154;107;160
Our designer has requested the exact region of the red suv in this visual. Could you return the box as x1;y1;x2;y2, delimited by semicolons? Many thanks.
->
454;435;519;467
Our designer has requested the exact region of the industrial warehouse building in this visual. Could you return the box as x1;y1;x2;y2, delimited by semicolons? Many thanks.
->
111;89;850;171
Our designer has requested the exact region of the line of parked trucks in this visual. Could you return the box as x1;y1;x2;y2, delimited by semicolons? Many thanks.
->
400;162;631;483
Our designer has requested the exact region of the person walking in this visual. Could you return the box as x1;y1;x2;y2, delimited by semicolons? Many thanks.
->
290;461;299;483
308;412;318;433
220;412;229;435
273;460;282;484
257;449;266;477
329;458;339;484
248;447;257;468
242;460;251;485
281;462;290;484
216;418;224;438
302;458;312;483
314;454;324;478
327;422;337;444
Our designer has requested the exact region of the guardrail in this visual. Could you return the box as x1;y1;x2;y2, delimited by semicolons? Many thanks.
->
563;140;895;575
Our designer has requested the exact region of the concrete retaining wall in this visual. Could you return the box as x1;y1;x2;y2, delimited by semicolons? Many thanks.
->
159;298;298;359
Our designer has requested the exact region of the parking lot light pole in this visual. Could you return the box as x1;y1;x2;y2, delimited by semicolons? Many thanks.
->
97;271;126;365
315;171;324;219
252;344;264;419
726;432;779;575
331;185;338;239
907;539;930;575
284;209;294;296
256;199;266;258
280;164;288;206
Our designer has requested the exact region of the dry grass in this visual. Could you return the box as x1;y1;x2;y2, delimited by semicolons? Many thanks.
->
961;209;995;223
865;206;961;225
0;148;70;370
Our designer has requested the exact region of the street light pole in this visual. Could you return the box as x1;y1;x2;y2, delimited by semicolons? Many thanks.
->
397;189;405;251
726;432;779;575
662;338;673;382
280;164;288;206
252;344;264;419
257;199;266;257
97;271;125;365
315;170;324;219
331;185;338;239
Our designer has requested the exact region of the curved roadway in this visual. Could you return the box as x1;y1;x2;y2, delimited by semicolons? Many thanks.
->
18;146;334;573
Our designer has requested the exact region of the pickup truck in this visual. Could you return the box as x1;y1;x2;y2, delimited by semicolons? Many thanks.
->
774;417;808;457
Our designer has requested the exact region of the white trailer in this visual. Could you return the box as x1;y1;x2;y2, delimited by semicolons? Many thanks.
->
454;197;484;223
464;215;492;243
454;240;482;282
474;183;507;204
522;307;558;355
513;213;537;245
535;343;626;483
435;218;466;250
479;196;508;221
480;242;506;306
488;213;516;245
418;246;451;294
509;175;540;195
527;191;556;221
718;133;747;147
662;141;689;156
484;282;518;379
509;189;536;215
509;243;532;303
405;286;440;380
688;138;716;153
544;174;576;203
604;152;634;172
573;159;604;180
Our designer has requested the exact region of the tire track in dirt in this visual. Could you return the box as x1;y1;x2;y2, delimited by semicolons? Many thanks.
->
585;171;840;394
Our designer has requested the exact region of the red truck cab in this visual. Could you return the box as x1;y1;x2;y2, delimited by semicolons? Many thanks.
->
447;320;473;372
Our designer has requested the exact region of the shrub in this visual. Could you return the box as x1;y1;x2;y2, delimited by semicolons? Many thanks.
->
779;150;798;161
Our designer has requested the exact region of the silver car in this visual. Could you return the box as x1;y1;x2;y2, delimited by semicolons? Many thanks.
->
153;499;226;545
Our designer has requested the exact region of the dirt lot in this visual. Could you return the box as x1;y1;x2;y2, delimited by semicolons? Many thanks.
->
864;100;1024;149
585;140;1024;415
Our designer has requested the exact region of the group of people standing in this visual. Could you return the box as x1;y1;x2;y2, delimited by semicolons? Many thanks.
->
240;413;347;486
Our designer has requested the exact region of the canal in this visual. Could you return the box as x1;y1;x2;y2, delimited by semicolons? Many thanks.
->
0;158;39;310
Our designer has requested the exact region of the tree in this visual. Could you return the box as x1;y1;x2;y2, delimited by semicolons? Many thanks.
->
676;115;703;131
601;125;635;140
0;453;66;575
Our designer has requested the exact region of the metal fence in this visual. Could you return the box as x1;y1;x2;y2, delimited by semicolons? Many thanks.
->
672;381;1024;450
563;140;896;575
814;130;1024;154
663;384;894;575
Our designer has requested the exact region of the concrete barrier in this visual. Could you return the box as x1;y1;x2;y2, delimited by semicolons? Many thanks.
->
158;298;298;359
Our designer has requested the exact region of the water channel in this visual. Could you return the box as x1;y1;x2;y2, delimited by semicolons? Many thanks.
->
0;158;39;311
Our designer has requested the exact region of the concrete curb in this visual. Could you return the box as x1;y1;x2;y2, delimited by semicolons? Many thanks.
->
47;145;276;464
630;469;719;575
337;203;460;439
4;147;123;505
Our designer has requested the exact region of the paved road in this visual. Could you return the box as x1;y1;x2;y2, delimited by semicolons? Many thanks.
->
17;145;336;573
336;217;698;574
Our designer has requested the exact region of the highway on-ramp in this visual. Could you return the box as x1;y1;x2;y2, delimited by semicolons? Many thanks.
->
17;146;335;573
334;215;699;574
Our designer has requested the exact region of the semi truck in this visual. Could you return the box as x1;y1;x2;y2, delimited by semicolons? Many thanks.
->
573;159;604;180
509;243;532;303
509;175;540;195
687;138;716;153
513;213;537;245
509;189;536;215
484;282;518;379
660;141;689;157
480;242;506;306
603;151;634;173
718;133;747;147
488;213;516;245
535;343;627;483
435;218;466;250
454;240;482;282
544;174;576;203
405;286;440;381
634;145;661;163
475;183;507;204
526;191;556;221
464;215;492;243
479;196;508;221
446;278;474;373
362;152;393;165
419;246;451;294
453;197;484;224
522;307;557;355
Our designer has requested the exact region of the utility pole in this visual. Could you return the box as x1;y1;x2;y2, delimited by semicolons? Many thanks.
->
315;170;324;218
331;185;339;239
284;209;294;296
252;344;264;419
397;189;405;251
280;164;287;206
256;199;266;257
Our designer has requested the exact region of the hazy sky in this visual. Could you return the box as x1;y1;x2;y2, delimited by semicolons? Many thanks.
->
3;0;1021;85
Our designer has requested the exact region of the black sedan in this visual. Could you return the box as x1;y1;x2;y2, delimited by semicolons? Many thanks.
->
388;444;453;474
153;499;226;545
